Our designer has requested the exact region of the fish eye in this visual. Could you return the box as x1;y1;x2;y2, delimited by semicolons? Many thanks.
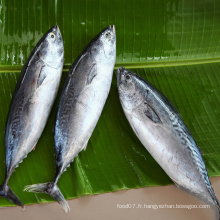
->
49;33;56;39
104;32;111;39
125;74;131;80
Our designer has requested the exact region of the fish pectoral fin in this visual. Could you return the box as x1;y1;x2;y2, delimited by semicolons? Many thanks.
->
87;63;97;84
144;103;161;123
29;59;46;88
37;65;46;87
37;74;46;87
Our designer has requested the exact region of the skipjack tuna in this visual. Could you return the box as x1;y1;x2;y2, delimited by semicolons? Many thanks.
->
0;25;64;207
117;67;220;216
25;25;116;212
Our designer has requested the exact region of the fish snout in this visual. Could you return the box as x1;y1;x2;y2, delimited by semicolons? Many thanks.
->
106;25;116;39
53;25;61;35
50;25;59;34
53;25;63;44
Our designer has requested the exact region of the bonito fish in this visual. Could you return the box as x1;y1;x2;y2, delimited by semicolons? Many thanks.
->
0;25;64;207
24;25;116;212
117;67;220;213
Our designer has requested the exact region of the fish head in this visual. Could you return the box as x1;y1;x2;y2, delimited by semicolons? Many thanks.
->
117;67;145;111
90;25;116;62
39;25;64;69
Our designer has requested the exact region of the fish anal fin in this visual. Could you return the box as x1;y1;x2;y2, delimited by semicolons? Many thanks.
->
82;141;88;151
32;143;37;151
170;177;181;188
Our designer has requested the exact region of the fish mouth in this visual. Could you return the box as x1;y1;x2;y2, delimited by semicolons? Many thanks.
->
108;25;116;35
51;25;60;34
54;25;60;32
112;25;115;34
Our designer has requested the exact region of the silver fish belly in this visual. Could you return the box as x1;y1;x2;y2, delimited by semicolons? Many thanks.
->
117;67;220;212
1;25;64;207
25;25;116;212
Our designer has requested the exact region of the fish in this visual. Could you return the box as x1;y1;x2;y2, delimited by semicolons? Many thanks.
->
117;67;220;213
0;25;64;208
24;25;116;212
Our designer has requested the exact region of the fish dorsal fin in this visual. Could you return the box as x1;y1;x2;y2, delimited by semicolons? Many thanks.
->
144;102;161;123
87;64;97;84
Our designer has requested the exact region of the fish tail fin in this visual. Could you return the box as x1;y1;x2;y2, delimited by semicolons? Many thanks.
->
0;184;24;208
24;182;70;212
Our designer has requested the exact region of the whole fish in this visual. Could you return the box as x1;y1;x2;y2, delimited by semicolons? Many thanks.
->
117;67;220;213
0;25;64;207
24;25;116;212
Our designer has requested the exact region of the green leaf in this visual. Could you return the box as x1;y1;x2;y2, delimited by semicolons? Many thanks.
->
0;0;219;206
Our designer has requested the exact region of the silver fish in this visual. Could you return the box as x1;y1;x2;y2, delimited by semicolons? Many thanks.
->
24;25;116;212
117;67;220;212
0;25;64;207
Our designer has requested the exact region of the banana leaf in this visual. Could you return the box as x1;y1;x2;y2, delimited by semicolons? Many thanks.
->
0;0;219;206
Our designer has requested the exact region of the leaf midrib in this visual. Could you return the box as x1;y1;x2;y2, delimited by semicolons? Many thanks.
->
0;57;219;73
